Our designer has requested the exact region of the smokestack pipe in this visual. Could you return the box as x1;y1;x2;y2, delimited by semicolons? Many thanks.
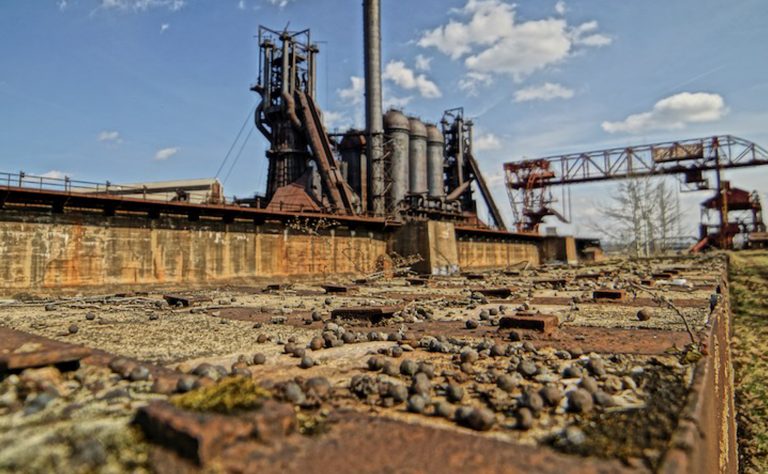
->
364;0;385;215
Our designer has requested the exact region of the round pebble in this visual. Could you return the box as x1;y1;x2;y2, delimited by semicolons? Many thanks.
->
465;320;479;330
252;353;267;365
516;407;534;430
567;388;594;413
68;324;79;335
85;312;96;321
446;383;464;403
637;308;653;321
540;385;564;406
299;356;315;369
400;359;418;376
407;394;427;413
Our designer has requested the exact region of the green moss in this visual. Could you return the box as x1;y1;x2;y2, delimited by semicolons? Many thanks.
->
171;377;271;414
729;250;768;473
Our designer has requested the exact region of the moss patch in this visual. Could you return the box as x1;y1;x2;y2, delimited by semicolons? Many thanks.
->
171;377;272;414
729;250;768;473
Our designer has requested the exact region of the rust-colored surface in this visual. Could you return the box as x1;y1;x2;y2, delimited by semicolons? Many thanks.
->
134;400;296;465
0;326;90;371
499;314;559;333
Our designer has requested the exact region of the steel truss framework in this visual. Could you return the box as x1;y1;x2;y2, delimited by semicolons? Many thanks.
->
504;135;768;232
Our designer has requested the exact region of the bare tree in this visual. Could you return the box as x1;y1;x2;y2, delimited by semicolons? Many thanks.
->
589;177;682;256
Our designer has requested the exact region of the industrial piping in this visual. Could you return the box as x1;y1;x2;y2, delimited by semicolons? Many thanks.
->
364;0;385;216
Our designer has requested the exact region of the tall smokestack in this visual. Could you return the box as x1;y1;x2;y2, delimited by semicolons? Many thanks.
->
364;0;385;215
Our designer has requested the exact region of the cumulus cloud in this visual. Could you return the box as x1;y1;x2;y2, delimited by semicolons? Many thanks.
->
513;82;574;102
602;92;727;134
383;60;441;99
160;23;170;33
268;0;294;7
415;54;432;71
419;0;611;82
99;0;185;11
554;0;566;15
58;0;68;11
474;133;502;151
383;94;412;110
322;111;352;131
338;76;364;106
154;147;179;160
458;72;493;95
237;0;246;9
41;170;70;179
97;130;122;143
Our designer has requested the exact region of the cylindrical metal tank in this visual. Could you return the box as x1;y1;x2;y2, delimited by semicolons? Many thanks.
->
384;109;410;205
339;131;366;199
408;117;428;196
426;124;445;198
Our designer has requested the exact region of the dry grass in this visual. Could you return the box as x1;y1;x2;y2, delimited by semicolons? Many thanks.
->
729;250;768;473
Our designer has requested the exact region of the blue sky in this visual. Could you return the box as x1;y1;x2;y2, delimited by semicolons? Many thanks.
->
1;0;767;236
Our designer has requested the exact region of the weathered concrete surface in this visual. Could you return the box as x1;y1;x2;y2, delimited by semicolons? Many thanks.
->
0;210;541;294
456;236;540;270
0;211;386;294
392;221;460;275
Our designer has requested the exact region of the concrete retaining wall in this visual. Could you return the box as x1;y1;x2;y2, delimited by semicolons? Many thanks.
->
457;238;540;270
0;211;541;294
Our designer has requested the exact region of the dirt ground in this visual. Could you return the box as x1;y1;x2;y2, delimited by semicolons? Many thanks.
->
729;250;768;473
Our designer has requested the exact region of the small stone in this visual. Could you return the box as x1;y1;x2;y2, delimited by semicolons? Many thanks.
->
465;320;479;330
382;361;399;377
446;383;464;403
311;310;323;321
410;373;431;397
390;346;403;358
44;304;56;312
308;337;324;351
148;314;159;321
417;362;435;379
479;309;490;320
342;332;356;344
292;348;306;359
305;377;332;400
490;344;506;357
522;341;536;353
283;381;306;404
496;374;518;393
176;376;197;393
540;385;564;406
389;383;409;403
460;349;479;364
463;407;496;431
517;360;538;377
586;357;606;377
407;394;427;413
68;324;79;335
593;390;615;407
253;322;263;329
603;375;623;393
232;367;252;378
367;356;384;371
299;356;315;369
580;376;599;394
324;297;333;305
400;359;418;376
129;366;151;382
284;343;297;355
253;353;267;365
515;407;534;430
563;365;583;378
522;390;544;413
85;312;96;321
565;426;586;445
24;391;57;415
434;401;455;419
567;388;594;413
637;308;653;321
508;330;522;342
257;334;268;344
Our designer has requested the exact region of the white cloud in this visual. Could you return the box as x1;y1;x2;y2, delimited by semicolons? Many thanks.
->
474;133;502;151
554;0;566;15
383;94;412;110
322;111;352;131
99;0;185;12
160;23;170;33
338;76;364;106
154;147;179;160
383;60;441;99
97;130;122;143
419;0;611;82
41;170;70;179
415;54;432;72
237;0;246;9
513;82;574;102
268;0;294;7
602;92;727;134
458;71;493;95
58;0;68;11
